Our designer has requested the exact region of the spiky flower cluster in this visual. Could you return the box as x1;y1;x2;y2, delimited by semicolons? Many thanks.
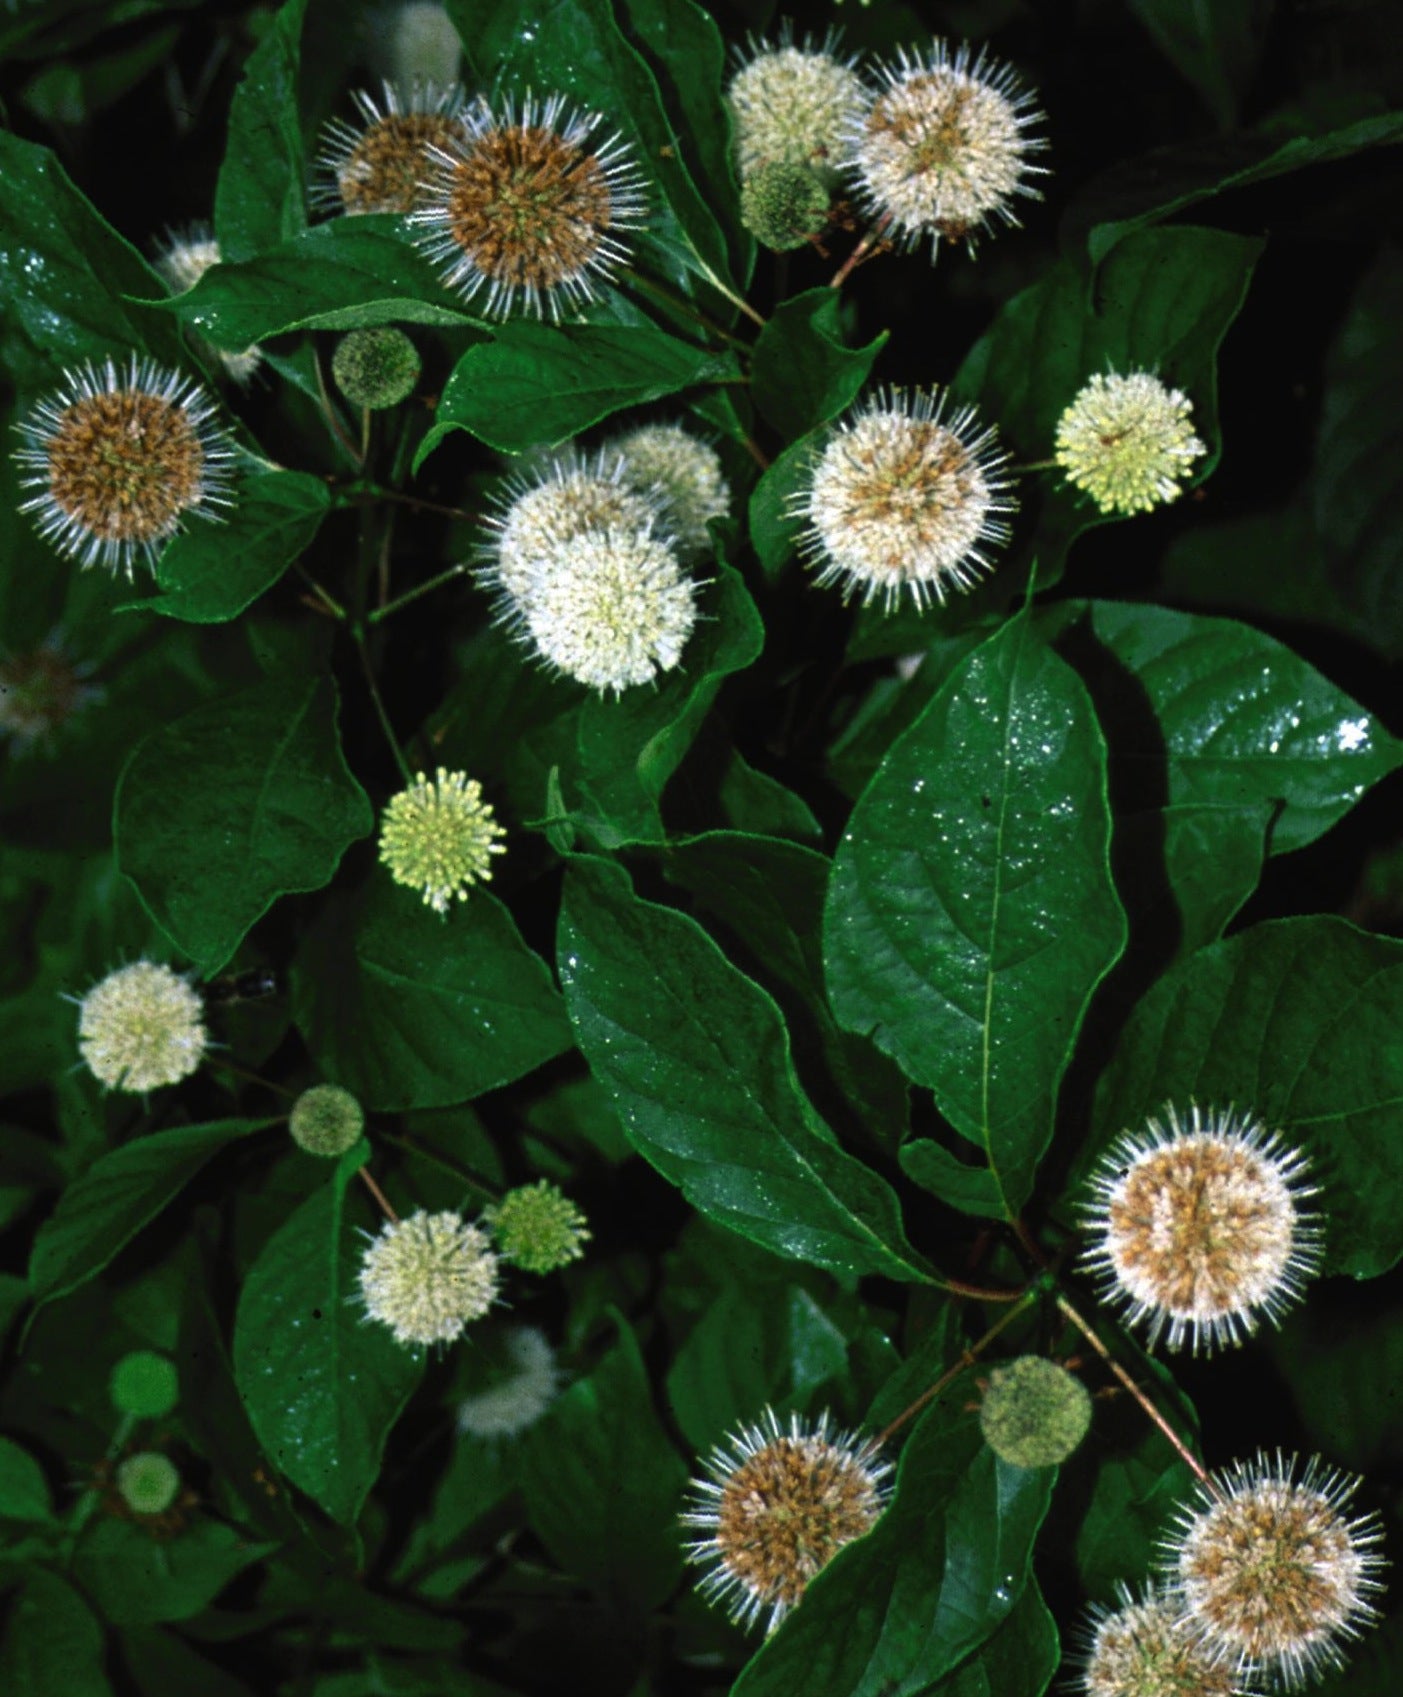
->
1082;1103;1322;1354
607;423;731;557
315;80;469;216
153;225;261;384
487;1180;590;1274
456;1325;561;1439
0;637;99;748
1078;1581;1255;1697
412;90;646;320
681;1407;892;1634
1055;370;1207;514
796;386;1015;609
358;1209;499;1348
1161;1453;1386;1689
75;960;207;1093
378;767;506;914
726;29;867;188
16;356;236;575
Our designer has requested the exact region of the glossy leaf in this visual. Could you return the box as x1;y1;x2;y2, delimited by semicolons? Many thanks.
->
0;1433;54;1522
1074;1426;1194;1600
751;289;887;440
1092;916;1403;1278
931;1582;1060;1697
213;0;309;262
825;614;1126;1218
74;1517;276;1623
115;671;373;976
291;876;573;1112
558;856;931;1281
28;1120;269;1307
232;1146;425;1525
0;1571;110;1697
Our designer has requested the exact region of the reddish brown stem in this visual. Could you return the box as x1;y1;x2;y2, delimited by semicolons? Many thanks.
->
830;213;893;289
357;1165;400;1225
874;1289;1037;1448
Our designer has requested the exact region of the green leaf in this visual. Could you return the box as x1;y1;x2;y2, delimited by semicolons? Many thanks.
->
74;1517;276;1624
898;1141;1007;1221
0;1571;111;1697
115;671;373;976
1092;916;1403;1278
213;0;309;262
291;876;573;1112
0;130;183;386
1074;1425;1194;1600
825;614;1126;1218
519;1318;686;1610
751;290;887;440
733;1401;1056;1697
232;1147;425;1525
1269;1296;1403;1475
929;1582;1060;1697
28;1120;269;1307
416;321;735;463
747;436;812;578
716;747;822;842
1126;0;1273;127
161;219;487;348
0;1434;54;1523
558;856;931;1281
124;470;331;624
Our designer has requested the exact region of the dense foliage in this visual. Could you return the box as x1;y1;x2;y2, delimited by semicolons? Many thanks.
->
2;2;1403;1694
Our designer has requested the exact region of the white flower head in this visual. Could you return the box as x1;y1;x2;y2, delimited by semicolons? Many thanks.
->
794;385;1015;609
1161;1452;1386;1689
76;959;207;1093
608;422;731;558
378;767;506;915
0;634;100;750
726;26;868;187
358;1209;500;1348
1055;369;1207;515
1081;1103;1323;1354
153;224;261;385
456;1325;560;1438
412;89;647;320
14;355;236;576
1076;1581;1262;1697
847;40;1047;258
681;1406;892;1635
314;79;470;216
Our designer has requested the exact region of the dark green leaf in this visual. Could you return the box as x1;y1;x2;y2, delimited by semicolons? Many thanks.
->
0;1571;110;1697
115;671;373;976
1126;0;1273;127
825;615;1125;1218
898;1141;1007;1220
717;746;822;842
519;1318;686;1610
0;1434;54;1523
28;1120;269;1307
1269;1296;1403;1475
213;0;309;263
751;290;887;440
930;1582;1060;1697
1092;916;1403;1278
1074;1426;1193;1599
120;1627;258;1697
74;1517;275;1624
747;436;811;578
232;1147;425;1525
416;321;735;463
291;876;573;1112
558;856;931;1281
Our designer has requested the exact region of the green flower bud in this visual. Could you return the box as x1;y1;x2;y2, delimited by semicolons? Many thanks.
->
332;327;421;409
979;1355;1091;1469
740;161;830;252
487;1180;590;1274
289;1084;365;1158
110;1350;179;1418
116;1451;181;1516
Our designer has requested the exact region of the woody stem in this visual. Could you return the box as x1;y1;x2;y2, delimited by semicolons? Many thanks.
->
874;1288;1038;1448
830;213;893;289
357;1165;400;1225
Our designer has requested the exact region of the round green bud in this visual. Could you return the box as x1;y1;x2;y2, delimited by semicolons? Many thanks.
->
979;1356;1092;1469
116;1451;181;1516
487;1180;590;1275
110;1350;179;1418
289;1084;365;1158
740;161;830;252
331;327;421;409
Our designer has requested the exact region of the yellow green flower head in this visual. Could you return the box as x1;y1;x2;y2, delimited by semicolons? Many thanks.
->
358;1209;500;1347
289;1084;365;1157
110;1351;179;1419
116;1452;182;1517
488;1180;590;1274
978;1355;1092;1468
76;959;207;1093
378;767;506;915
1054;370;1207;515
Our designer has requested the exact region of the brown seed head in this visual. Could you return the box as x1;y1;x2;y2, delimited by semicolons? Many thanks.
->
1079;1582;1255;1697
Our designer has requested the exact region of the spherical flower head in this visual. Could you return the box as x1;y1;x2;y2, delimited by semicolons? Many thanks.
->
483;449;664;608
0;638;99;749
848;41;1047;258
332;327;421;409
1055;370;1207;515
456;1324;560;1438
116;1452;182;1517
1078;1581;1257;1697
726;29;868;188
487;1180;590;1274
523;526;698;695
681;1406;892;1634
795;386;1015;610
110;1351;179;1419
979;1355;1092;1469
289;1084;365;1158
76;960;207;1093
315;80;469;215
358;1209;500;1348
608;423;731;557
378;767;506;915
1081;1103;1323;1355
1161;1452;1386;1688
412;90;647;320
15;356;237;576
153;224;261;384
740;160;831;251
